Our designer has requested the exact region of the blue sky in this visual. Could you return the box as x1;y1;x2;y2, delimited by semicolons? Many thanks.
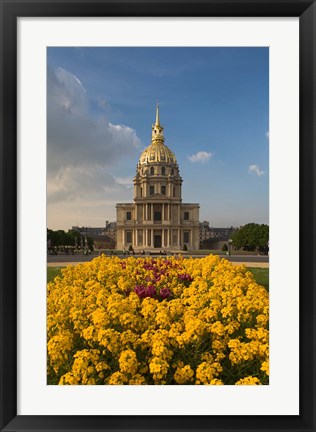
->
47;47;269;230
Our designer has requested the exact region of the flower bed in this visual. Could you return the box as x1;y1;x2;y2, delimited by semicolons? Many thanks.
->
47;254;269;385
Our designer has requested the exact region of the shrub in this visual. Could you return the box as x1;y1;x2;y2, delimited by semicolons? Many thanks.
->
47;255;269;385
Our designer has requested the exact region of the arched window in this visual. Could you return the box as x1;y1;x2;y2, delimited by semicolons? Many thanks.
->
150;167;154;175
161;167;165;175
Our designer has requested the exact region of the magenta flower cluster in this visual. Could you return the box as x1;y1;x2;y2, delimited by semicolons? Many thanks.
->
178;273;194;282
159;287;172;299
125;259;180;300
134;284;156;299
133;284;172;300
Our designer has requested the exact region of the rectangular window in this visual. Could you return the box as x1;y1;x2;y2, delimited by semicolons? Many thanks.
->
184;231;189;243
126;211;131;220
126;231;132;243
161;185;166;195
150;186;154;195
173;187;176;197
154;212;162;221
184;211;190;220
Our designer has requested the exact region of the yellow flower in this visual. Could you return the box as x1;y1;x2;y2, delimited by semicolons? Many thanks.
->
235;376;262;385
47;255;269;385
174;365;194;384
119;349;138;375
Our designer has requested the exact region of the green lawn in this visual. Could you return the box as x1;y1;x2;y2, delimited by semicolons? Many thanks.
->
247;268;269;291
48;266;269;290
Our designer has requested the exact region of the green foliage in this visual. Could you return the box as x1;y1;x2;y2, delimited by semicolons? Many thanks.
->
47;267;63;283
47;228;94;250
182;244;188;251
222;243;228;251
87;237;94;251
48;228;79;247
231;223;269;253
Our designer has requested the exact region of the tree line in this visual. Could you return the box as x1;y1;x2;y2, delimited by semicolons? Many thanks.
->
231;223;269;253
47;229;94;251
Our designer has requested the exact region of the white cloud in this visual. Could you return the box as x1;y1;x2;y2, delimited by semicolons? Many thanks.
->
114;176;133;189
47;66;142;205
188;151;213;163
248;164;265;177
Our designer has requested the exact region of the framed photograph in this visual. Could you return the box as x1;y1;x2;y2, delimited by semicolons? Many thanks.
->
0;1;315;431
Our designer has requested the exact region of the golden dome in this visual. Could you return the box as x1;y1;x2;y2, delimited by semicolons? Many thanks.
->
138;104;177;166
139;142;177;165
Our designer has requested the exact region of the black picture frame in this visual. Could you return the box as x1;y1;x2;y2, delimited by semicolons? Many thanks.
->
1;1;315;431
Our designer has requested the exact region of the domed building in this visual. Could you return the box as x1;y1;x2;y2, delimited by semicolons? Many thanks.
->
116;106;200;251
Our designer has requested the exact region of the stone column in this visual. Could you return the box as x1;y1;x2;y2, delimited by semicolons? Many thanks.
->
151;204;154;222
162;204;164;221
122;229;125;247
178;229;181;248
162;229;164;247
135;229;138;246
151;230;154;247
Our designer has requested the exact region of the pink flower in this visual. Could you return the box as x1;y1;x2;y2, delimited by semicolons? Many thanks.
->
146;285;156;298
134;285;147;298
134;284;156;299
178;273;193;282
160;287;172;299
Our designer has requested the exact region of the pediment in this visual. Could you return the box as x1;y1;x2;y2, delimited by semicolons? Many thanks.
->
150;193;167;200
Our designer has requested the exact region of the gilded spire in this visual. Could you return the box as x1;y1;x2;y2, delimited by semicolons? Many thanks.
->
155;103;160;126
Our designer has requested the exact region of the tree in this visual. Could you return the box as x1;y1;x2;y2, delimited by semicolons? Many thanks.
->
47;228;87;248
231;223;269;253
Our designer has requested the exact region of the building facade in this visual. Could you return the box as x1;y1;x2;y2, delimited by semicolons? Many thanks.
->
199;221;212;245
103;221;117;244
116;106;200;251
